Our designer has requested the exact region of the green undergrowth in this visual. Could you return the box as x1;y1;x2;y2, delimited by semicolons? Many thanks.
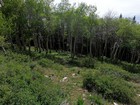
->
35;51;95;68
38;58;64;71
89;94;106;105
0;51;140;105
95;62;140;83
0;52;66;105
99;57;140;73
83;72;135;104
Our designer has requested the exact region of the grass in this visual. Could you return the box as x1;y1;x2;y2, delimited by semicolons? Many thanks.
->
0;50;140;104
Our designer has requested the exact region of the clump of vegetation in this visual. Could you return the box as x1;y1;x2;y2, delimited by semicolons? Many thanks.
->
0;53;66;105
38;58;63;71
38;58;54;68
95;62;140;82
77;97;84;105
79;57;95;68
121;62;140;73
83;72;135;104
68;57;95;68
100;68;132;80
7;52;31;62
89;94;105;105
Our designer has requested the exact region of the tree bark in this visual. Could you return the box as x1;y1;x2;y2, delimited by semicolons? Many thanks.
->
113;46;119;60
103;39;107;57
2;46;6;55
135;52;140;63
89;38;92;57
45;36;49;54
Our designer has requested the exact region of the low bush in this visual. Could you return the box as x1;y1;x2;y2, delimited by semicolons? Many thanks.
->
96;62;140;82
79;57;95;68
52;63;63;71
38;58;64;71
68;57;95;68
89;94;105;105
6;52;31;63
83;72;135;104
77;97;84;105
121;62;140;73
99;68;132;81
38;58;54;68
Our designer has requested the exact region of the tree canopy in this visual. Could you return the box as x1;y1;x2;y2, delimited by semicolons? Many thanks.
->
0;0;140;63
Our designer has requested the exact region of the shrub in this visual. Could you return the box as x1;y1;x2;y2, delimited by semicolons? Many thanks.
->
121;62;140;73
83;72;135;104
83;73;95;92
38;58;54;68
6;52;31;63
96;63;140;82
78;57;95;68
52;63;63;71
38;58;64;71
99;68;132;81
89;94;105;105
77;97;84;105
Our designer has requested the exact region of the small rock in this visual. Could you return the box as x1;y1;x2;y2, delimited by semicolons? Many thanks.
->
60;77;68;82
63;77;67;80
113;102;118;105
73;83;77;85
84;89;88;93
91;102;94;105
45;75;49;78
137;94;140;97
72;73;76;77
82;94;86;97
83;97;86;100
60;99;69;105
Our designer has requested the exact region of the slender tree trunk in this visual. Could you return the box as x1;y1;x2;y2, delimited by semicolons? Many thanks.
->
103;39;107;56
135;52;140;63
70;35;73;58
62;34;65;51
89;38;92;57
52;35;55;50
28;40;31;55
41;37;44;51
2;46;6;55
73;36;77;58
58;37;61;51
117;48;121;59
38;34;42;53
99;40;102;57
131;50;135;63
9;35;14;50
120;48;125;60
49;36;52;53
16;34;22;50
33;34;38;52
87;39;89;54
113;46;119;60
45;36;49;54
81;37;84;54
94;41;97;57
111;42;117;59
21;36;26;51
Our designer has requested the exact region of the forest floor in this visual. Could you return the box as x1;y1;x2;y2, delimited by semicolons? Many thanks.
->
31;51;140;105
0;51;140;105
